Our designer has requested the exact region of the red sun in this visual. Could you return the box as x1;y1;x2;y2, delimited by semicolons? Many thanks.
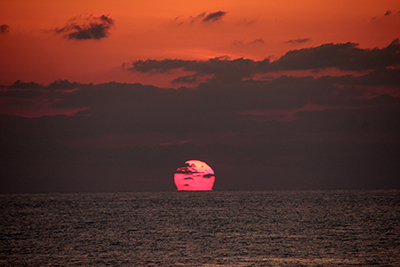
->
174;160;215;191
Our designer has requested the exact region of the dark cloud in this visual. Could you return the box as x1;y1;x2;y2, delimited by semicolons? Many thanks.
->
250;38;264;44
270;39;400;71
8;80;43;89
126;39;400;79
173;11;227;25
125;57;266;82
284;38;311;44
6;79;85;90
292;105;400;133
53;14;115;40
46;79;85;90
202;11;227;22
1;77;400;193
1;89;46;99
0;24;9;34
372;10;400;20
1;130;399;193
1;78;396;134
171;74;200;84
317;68;400;86
190;12;207;23
234;39;264;46
0;80;87;103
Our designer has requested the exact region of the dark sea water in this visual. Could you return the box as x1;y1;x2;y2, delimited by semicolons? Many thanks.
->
1;191;399;266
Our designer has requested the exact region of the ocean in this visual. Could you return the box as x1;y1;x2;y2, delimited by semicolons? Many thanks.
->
1;190;399;266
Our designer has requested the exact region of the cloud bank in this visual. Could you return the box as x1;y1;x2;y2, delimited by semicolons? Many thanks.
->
126;39;400;79
174;11;227;25
284;38;311;44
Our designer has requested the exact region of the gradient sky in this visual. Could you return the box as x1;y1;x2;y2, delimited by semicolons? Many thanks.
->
1;0;400;193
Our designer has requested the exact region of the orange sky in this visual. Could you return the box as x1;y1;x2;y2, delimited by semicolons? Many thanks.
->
1;0;399;86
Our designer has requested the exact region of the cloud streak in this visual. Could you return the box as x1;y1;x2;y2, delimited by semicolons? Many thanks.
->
234;39;264;46
173;11;227;25
202;11;227;22
53;14;115;40
284;38;311;44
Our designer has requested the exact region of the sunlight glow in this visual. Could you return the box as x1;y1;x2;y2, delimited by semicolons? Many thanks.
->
174;160;215;191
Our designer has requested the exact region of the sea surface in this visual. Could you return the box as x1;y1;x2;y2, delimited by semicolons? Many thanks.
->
1;190;399;266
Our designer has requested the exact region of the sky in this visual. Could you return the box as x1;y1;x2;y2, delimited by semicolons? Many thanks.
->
1;0;400;193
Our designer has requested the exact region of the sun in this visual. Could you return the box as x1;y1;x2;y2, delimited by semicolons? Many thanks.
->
174;160;215;191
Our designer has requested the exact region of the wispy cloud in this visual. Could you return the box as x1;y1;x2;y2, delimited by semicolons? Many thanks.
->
53;14;115;40
249;38;264;44
190;12;206;23
173;11;227;26
202;11;227;22
284;38;311;44
371;9;400;20
233;38;264;46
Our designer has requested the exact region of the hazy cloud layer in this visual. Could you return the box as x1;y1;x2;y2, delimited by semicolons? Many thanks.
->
125;57;263;81
8;80;42;89
1;76;399;192
1;77;399;137
1;130;399;193
53;14;115;40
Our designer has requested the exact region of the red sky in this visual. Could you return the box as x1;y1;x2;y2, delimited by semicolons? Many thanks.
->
1;0;399;85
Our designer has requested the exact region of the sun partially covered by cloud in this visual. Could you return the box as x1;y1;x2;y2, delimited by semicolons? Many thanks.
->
52;14;115;40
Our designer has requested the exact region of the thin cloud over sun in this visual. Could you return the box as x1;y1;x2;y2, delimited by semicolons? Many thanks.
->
52;14;115;40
